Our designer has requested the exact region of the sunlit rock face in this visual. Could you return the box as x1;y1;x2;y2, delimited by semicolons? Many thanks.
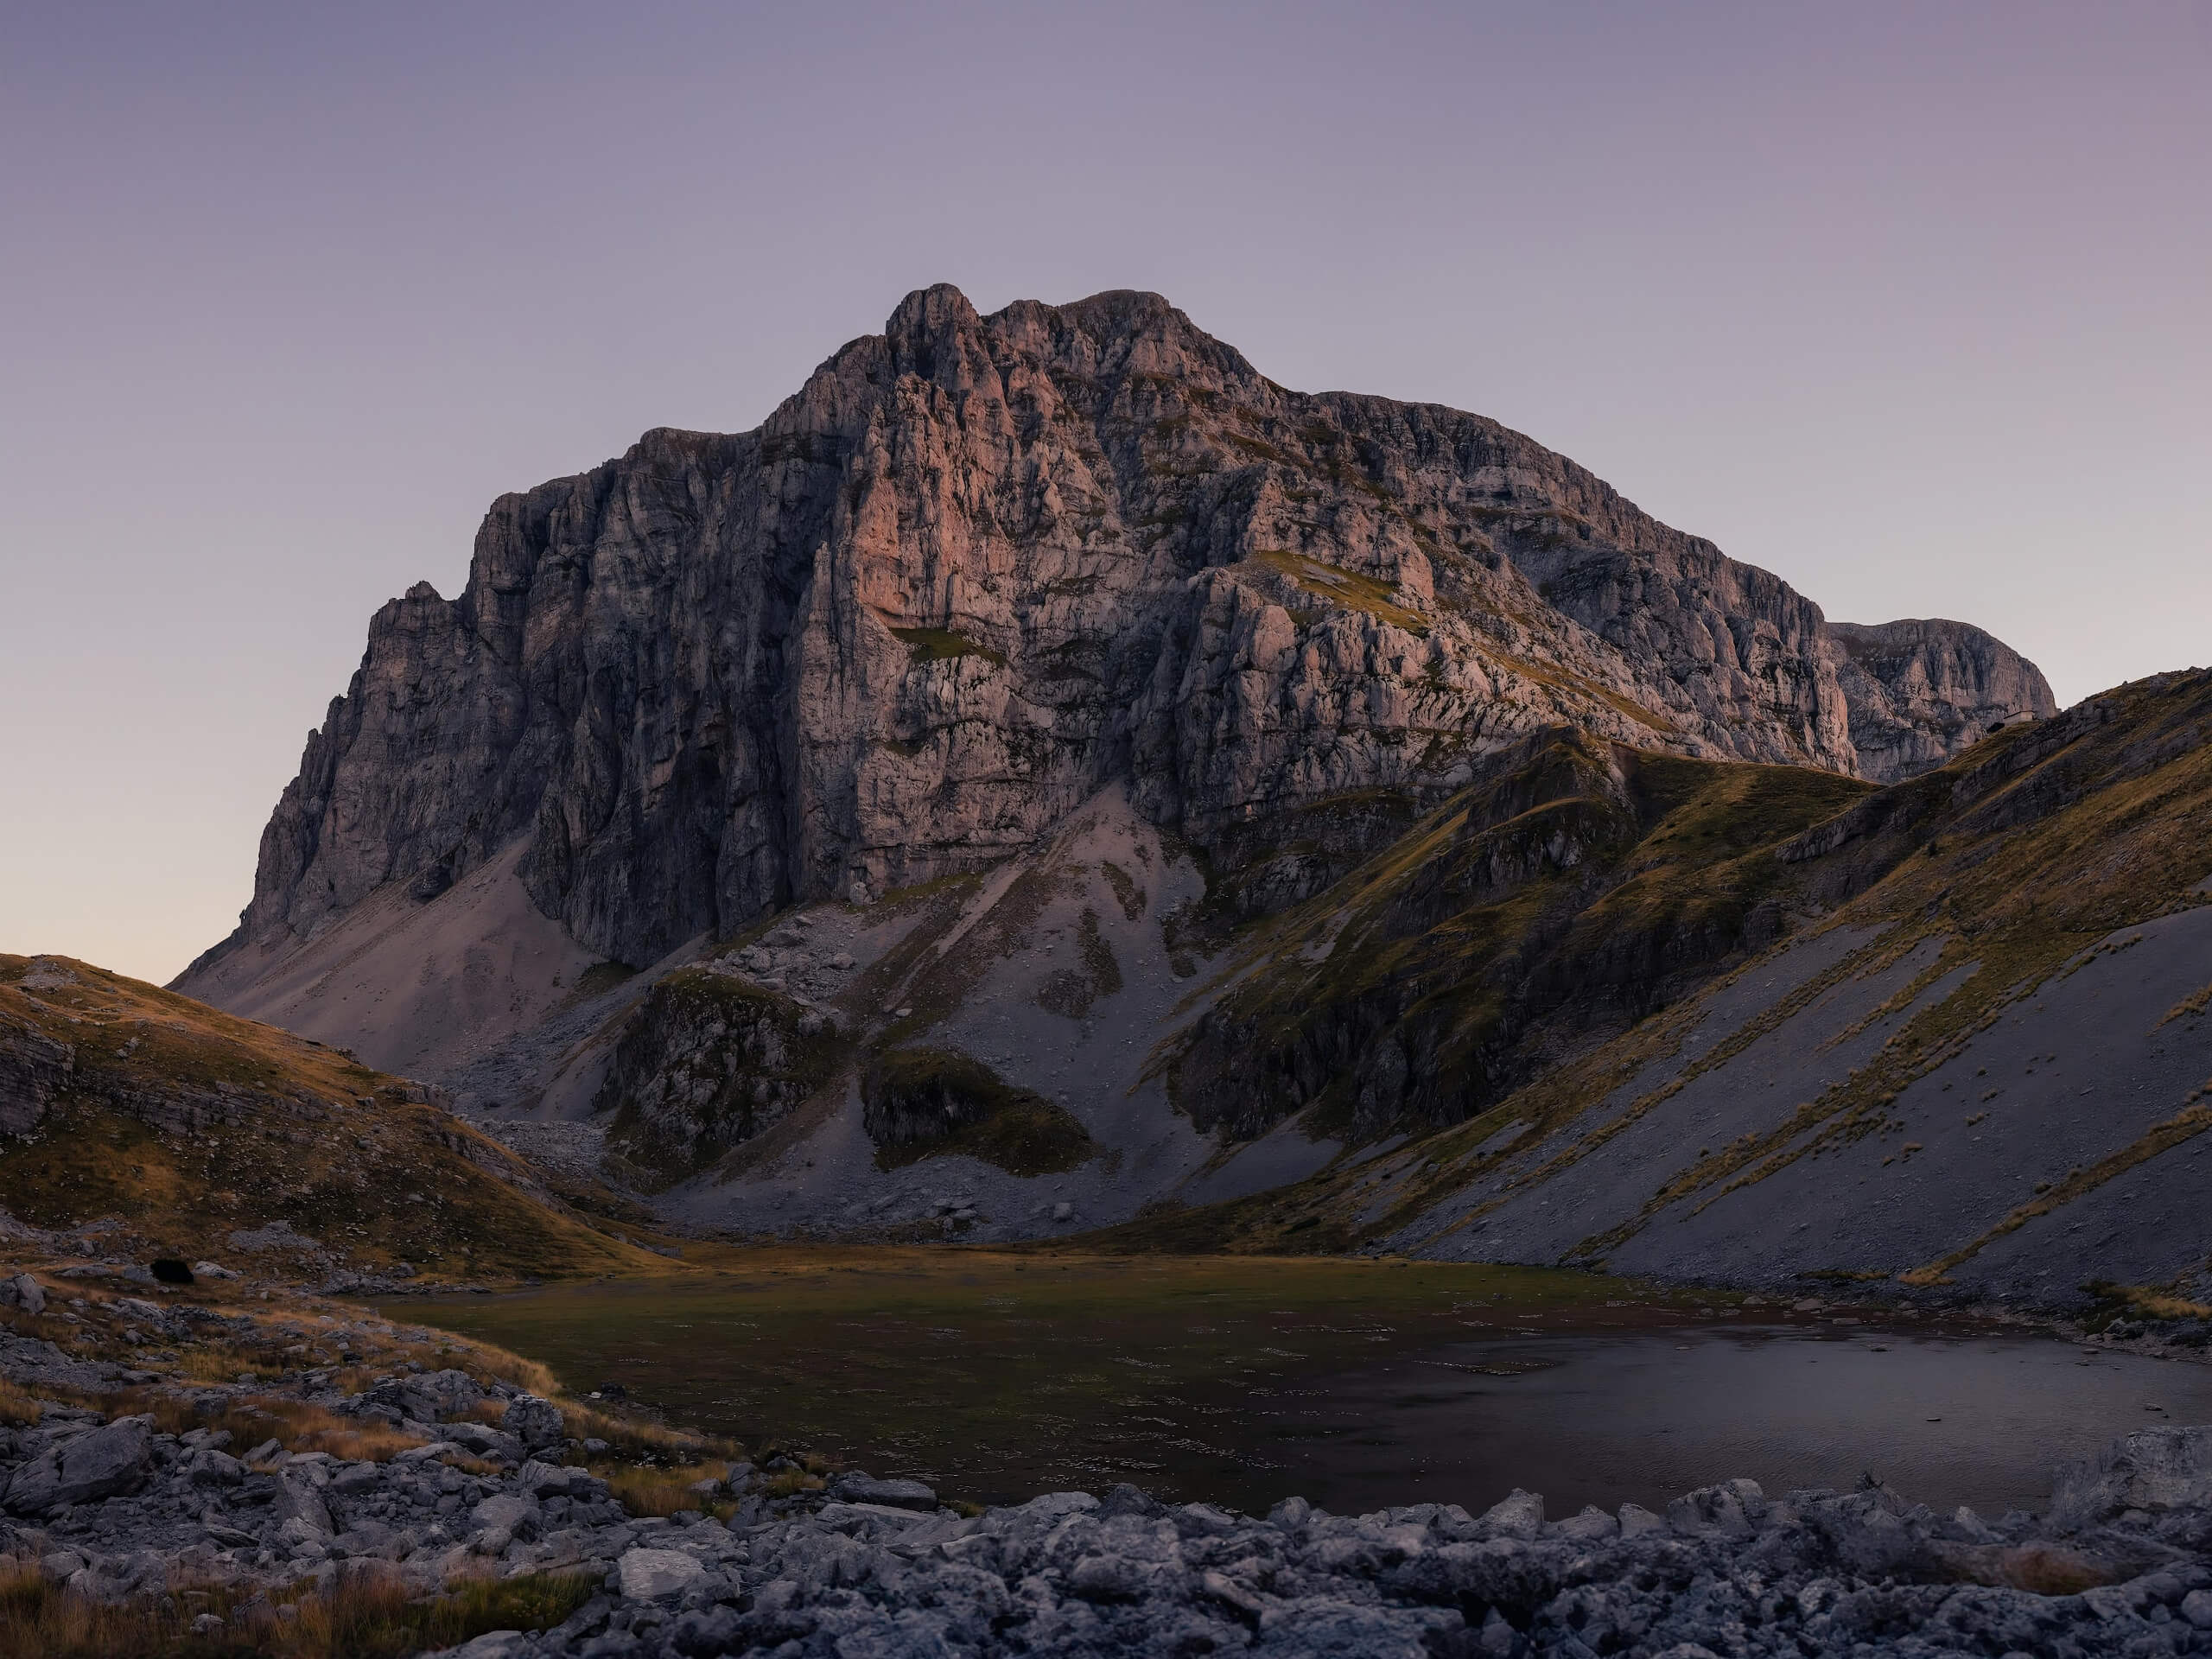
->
181;285;2052;980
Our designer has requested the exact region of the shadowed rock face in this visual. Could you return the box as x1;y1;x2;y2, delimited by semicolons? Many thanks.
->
180;285;2051;982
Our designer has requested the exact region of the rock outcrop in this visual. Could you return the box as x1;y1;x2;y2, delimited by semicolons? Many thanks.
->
1829;617;2057;780
593;970;840;1189
179;286;2053;987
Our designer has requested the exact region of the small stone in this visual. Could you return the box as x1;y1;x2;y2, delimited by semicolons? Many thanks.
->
2183;1590;2212;1630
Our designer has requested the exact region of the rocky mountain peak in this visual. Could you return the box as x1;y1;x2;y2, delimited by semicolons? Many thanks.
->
178;286;2055;991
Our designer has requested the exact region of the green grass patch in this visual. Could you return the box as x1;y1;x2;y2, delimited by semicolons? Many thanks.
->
893;626;1007;668
1250;548;1428;636
862;1047;1097;1177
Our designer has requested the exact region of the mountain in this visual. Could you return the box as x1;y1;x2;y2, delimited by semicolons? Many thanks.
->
1116;669;2212;1307
179;285;2048;1008
165;284;2092;1286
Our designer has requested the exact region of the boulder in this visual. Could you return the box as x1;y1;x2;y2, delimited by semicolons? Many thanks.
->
618;1546;708;1599
517;1459;597;1498
1477;1488;1545;1541
3;1417;154;1515
2052;1427;2212;1530
827;1472;938;1512
0;1274;46;1314
410;1369;485;1419
469;1492;539;1541
502;1394;563;1453
444;1634;531;1659
183;1449;244;1485
270;1472;333;1536
1669;1478;1764;1538
442;1421;524;1463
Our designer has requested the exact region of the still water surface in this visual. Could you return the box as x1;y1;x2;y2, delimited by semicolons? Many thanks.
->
387;1255;2212;1519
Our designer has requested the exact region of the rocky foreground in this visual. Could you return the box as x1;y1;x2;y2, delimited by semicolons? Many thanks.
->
417;1451;2212;1659
8;1313;2212;1658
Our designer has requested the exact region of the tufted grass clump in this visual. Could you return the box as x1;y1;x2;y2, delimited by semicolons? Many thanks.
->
593;1459;741;1520
0;1378;41;1428
0;1559;595;1659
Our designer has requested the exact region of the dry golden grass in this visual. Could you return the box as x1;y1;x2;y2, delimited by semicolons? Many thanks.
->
558;1395;739;1465
110;1388;420;1463
758;1464;828;1501
2078;1281;2212;1325
0;1557;595;1659
0;951;660;1287
0;1378;42;1428
592;1459;737;1518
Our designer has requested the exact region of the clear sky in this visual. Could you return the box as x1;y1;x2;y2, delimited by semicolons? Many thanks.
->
3;1;2205;983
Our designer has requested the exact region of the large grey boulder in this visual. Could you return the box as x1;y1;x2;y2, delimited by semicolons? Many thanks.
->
517;1459;598;1498
442;1421;524;1463
182;1448;244;1485
270;1471;333;1536
3;1416;153;1515
827;1471;938;1512
408;1369;486;1421
0;1274;46;1314
502;1394;563;1453
2052;1426;2212;1530
468;1491;538;1541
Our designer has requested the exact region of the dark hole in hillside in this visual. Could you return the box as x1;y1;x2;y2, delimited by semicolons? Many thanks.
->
149;1258;194;1285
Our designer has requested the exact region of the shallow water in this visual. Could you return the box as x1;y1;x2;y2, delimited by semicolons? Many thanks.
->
387;1255;2212;1518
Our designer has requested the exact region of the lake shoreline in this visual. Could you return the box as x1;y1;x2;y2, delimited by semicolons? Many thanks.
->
381;1254;2212;1523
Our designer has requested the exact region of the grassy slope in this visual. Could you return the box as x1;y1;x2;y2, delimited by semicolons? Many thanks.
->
0;955;662;1282
861;1046;1098;1177
1122;670;2212;1260
1166;728;1872;1141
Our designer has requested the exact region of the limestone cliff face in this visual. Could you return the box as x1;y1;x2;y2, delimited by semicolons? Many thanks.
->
1827;619;2059;781
180;286;2054;981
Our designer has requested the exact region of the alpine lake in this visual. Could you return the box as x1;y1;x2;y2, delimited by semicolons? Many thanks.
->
382;1252;2212;1520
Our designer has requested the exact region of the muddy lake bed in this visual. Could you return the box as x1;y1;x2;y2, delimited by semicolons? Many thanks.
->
385;1253;2212;1519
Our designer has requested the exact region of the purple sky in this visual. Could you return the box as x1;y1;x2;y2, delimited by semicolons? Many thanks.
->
3;2;2206;982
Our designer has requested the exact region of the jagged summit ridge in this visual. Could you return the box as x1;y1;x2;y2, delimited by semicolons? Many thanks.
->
181;284;2054;984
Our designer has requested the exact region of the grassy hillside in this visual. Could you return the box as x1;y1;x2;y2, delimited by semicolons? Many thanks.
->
1167;727;1873;1140
1131;669;2212;1274
0;954;661;1282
